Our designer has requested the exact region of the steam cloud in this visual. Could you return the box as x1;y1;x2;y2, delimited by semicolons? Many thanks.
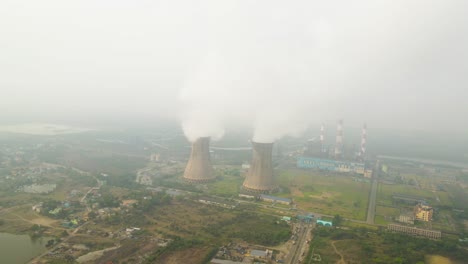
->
177;0;467;142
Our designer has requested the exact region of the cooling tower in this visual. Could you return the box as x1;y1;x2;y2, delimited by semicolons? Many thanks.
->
183;137;215;183
242;141;276;192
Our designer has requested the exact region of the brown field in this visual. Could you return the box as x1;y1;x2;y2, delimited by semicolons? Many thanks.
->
159;246;213;264
0;204;63;233
425;255;455;264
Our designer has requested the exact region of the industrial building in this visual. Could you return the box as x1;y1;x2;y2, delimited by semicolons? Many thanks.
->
387;224;441;239
397;215;415;225
259;194;291;205
316;219;333;226
296;214;314;223
414;203;434;222
198;197;237;209
242;141;276;192
297;157;365;175
183;137;216;182
306;120;369;162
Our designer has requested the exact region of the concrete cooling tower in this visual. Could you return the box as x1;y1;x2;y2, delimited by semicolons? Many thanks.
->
242;141;276;192
183;137;215;183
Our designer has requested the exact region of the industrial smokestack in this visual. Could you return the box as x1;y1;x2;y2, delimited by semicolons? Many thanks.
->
183;137;215;182
359;123;367;159
320;123;325;154
334;119;343;159
242;141;276;192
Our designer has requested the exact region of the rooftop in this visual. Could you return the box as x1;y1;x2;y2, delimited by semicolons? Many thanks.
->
259;194;291;203
250;250;267;257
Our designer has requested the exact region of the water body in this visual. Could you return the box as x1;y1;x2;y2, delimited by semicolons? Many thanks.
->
0;233;51;264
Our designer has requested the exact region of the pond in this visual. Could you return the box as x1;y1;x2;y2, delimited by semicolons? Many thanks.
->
0;233;51;264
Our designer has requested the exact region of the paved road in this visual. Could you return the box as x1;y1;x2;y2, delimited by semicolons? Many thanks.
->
366;162;380;224
287;222;312;264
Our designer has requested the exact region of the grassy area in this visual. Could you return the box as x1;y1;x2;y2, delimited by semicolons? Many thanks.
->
375;205;400;224
143;200;290;247
206;175;243;197
306;226;467;264
277;169;370;220
342;220;379;230
375;215;388;225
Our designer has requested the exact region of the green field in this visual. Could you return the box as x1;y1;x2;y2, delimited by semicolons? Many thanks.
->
277;169;370;220
377;183;453;207
206;174;243;197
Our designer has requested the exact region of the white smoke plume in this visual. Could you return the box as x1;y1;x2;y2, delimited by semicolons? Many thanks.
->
177;0;468;142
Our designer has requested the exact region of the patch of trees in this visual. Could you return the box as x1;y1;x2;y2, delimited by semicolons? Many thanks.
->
136;191;172;211
333;214;343;226
204;213;291;246
97;193;121;208
311;226;467;264
201;247;219;264
378;232;465;263
144;237;204;263
105;174;139;189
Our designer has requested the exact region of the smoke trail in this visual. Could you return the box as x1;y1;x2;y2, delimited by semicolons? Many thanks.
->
178;0;468;142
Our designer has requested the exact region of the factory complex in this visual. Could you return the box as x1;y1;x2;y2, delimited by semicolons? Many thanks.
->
297;157;366;175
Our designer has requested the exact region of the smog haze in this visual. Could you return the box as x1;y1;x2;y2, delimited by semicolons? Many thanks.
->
1;0;467;138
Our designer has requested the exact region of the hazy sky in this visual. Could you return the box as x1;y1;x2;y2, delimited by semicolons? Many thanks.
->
1;0;467;139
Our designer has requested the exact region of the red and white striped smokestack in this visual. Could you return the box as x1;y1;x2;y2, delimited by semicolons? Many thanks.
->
360;123;367;158
334;119;343;158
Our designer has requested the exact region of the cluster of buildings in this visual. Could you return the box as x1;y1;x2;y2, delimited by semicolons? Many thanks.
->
396;201;434;225
298;121;373;177
304;121;368;161
297;157;372;177
393;203;436;238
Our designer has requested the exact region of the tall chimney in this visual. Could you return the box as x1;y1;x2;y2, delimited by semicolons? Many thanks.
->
242;141;276;192
334;119;343;159
359;123;367;159
183;137;215;182
320;123;325;154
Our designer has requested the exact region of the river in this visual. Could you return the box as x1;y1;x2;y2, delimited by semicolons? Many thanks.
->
0;233;51;264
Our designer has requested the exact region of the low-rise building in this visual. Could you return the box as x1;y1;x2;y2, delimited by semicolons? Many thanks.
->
259;194;291;205
397;215;414;225
198;198;236;209
238;194;255;199
387;224;441;239
249;249;271;259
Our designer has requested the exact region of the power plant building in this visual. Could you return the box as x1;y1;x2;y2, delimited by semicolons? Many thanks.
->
297;157;365;175
183;137;216;183
259;194;291;205
242;142;276;192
